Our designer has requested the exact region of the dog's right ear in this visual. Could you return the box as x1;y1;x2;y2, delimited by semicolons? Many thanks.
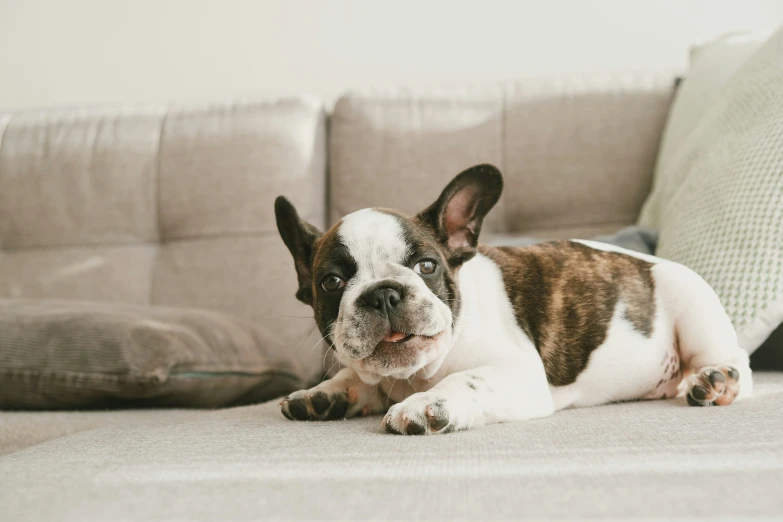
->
415;164;503;266
275;196;323;306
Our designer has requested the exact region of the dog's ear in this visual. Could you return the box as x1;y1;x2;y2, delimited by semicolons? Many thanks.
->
416;164;503;266
275;196;323;305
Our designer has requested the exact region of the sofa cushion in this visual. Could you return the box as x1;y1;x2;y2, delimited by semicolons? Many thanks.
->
641;28;783;356
0;299;310;409
639;32;770;228
329;75;674;238
0;98;328;386
1;373;782;520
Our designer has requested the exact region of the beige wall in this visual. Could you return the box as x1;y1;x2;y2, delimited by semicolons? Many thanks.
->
1;0;782;109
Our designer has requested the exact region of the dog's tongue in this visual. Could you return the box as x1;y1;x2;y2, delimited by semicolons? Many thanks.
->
383;331;407;343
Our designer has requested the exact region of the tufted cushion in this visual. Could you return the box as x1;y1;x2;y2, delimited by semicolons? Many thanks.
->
0;98;328;386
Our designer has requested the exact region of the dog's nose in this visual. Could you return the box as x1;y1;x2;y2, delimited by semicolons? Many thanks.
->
361;286;402;313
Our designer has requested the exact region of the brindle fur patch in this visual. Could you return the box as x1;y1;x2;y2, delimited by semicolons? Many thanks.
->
479;241;656;386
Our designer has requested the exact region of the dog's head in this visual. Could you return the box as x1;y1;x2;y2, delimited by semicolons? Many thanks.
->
275;165;502;384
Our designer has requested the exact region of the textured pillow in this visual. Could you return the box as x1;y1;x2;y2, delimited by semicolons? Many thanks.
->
639;31;769;228
0;300;310;409
641;28;783;354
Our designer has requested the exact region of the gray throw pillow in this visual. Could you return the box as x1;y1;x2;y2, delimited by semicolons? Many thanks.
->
639;28;783;355
0;299;309;409
486;226;658;255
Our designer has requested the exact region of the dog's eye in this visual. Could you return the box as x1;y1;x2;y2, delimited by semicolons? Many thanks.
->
321;275;346;292
414;259;437;275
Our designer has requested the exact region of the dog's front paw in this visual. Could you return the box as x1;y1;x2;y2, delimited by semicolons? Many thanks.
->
382;394;458;435
281;389;349;421
686;366;740;407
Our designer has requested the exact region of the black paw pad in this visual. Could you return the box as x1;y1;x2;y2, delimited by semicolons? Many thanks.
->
426;403;450;432
428;414;450;432
326;394;348;420
287;398;310;420
405;420;426;435
708;371;725;387
686;393;704;407
311;392;330;414
727;367;740;381
691;385;709;401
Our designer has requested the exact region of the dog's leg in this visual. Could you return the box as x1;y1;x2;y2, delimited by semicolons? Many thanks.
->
281;367;390;420
657;263;753;407
382;363;554;435
677;311;751;407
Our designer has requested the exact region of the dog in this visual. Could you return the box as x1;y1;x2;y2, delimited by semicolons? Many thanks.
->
274;164;752;435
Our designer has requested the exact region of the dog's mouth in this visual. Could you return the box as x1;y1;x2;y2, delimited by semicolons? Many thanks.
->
347;327;449;382
375;330;440;350
365;330;441;366
379;331;416;344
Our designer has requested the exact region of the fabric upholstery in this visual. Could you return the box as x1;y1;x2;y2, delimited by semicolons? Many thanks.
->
0;98;328;384
0;245;158;304
330;75;674;238
644;28;783;355
639;32;769;229
0;299;307;409
487;226;659;255
2;373;782;521
3;75;780;521
0;109;162;250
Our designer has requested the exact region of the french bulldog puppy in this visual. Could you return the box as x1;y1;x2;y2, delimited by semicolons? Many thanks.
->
274;165;752;435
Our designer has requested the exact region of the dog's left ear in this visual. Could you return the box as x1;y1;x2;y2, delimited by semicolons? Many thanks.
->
416;164;503;265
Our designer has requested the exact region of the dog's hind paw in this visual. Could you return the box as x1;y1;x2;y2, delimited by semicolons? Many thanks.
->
686;366;740;407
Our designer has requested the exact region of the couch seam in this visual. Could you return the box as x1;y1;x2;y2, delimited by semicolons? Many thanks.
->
151;108;169;306
323;107;332;228
0;112;11;254
501;85;508;234
0;230;281;254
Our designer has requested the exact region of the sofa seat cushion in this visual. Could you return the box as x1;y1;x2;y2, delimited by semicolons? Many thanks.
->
1;373;782;521
0;299;312;409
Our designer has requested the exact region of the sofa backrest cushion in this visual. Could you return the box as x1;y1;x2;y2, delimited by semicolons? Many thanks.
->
329;75;675;240
0;98;327;383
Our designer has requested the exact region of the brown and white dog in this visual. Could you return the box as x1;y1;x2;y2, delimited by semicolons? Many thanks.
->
274;165;752;435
